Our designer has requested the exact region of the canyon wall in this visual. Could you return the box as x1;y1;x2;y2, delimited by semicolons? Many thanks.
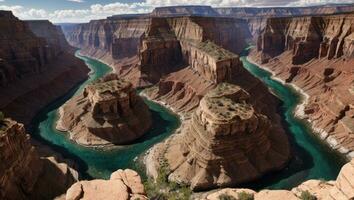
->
0;118;78;200
132;4;354;18
0;11;89;125
216;4;354;18
250;13;354;159
63;16;251;88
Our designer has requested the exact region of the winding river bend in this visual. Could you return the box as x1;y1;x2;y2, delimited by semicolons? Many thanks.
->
30;50;345;190
31;52;180;180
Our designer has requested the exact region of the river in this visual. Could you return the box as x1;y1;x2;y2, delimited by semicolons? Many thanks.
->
30;50;345;190
30;52;180;180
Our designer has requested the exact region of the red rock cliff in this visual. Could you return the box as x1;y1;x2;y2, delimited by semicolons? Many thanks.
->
0;12;89;125
0;118;78;200
251;13;354;159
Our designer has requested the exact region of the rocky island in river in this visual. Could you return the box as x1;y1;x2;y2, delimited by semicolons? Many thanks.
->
57;74;152;146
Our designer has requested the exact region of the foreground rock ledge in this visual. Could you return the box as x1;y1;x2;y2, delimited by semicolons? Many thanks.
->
66;169;147;200
56;74;152;146
200;158;354;200
0;118;78;200
146;83;290;191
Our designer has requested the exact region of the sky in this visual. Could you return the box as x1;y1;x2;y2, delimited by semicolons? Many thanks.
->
0;0;353;23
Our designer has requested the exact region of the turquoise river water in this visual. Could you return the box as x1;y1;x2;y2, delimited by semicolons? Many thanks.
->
30;50;345;190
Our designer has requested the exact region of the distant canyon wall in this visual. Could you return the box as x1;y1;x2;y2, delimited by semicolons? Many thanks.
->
250;12;354;159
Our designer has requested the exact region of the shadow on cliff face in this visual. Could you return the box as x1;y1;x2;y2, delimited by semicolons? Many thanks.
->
29;80;92;180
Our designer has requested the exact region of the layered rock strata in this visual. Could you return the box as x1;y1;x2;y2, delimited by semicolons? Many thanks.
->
57;74;152;146
146;83;290;191
216;4;354;18
26;20;73;54
63;16;251;87
65;169;147;200
250;13;354;158
199;158;354;200
0;12;89;125
0;118;78;200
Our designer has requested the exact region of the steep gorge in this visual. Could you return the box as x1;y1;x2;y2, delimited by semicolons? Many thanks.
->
0;11;89;125
250;12;354;159
64;14;292;190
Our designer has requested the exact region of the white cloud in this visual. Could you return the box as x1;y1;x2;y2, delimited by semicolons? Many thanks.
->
1;0;353;23
67;0;85;3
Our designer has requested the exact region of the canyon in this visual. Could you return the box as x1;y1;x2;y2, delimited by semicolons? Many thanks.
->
0;11;89;125
0;2;353;200
57;73;152;146
0;11;89;200
250;12;354;159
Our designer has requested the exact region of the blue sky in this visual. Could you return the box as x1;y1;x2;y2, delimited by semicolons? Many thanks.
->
0;0;353;23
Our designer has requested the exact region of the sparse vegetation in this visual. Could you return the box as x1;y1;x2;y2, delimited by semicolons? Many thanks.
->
300;190;317;200
144;158;192;200
237;191;254;200
218;194;237;200
197;40;236;61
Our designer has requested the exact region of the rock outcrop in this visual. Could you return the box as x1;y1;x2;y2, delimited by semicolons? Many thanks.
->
63;16;251;87
250;13;354;158
146;83;290;191
0;12;89;125
0;118;78;200
65;169;147;200
199;158;354;200
57;74;152;146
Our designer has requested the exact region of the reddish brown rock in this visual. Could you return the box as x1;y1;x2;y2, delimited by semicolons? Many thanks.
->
251;12;354;158
63;16;251;87
199;159;354;200
57;74;152;146
66;169;147;200
0;12;89;125
0;118;78;200
146;83;290;191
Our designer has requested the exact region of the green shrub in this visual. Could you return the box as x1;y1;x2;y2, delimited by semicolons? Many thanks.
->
144;159;192;200
300;191;317;200
237;191;254;200
218;194;237;200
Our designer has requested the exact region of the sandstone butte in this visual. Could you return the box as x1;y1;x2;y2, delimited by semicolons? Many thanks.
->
65;169;147;200
146;83;290;191
249;12;354;159
56;74;152;146
0;11;89;126
0;118;78;200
